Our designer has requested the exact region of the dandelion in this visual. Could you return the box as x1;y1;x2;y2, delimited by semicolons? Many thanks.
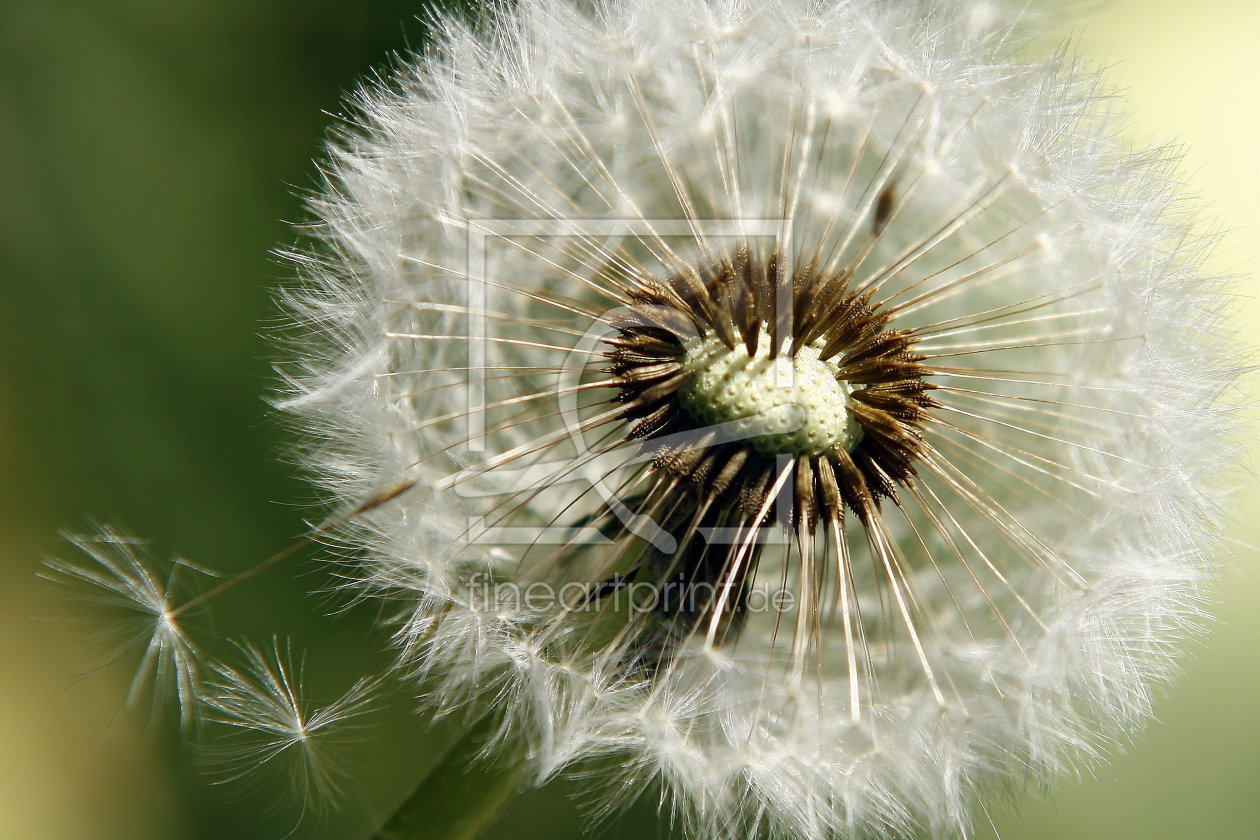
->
275;0;1242;837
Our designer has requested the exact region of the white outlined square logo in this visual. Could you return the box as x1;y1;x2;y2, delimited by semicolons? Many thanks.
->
456;217;796;548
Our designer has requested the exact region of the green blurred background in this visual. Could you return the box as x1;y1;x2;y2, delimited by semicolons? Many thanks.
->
0;1;1255;838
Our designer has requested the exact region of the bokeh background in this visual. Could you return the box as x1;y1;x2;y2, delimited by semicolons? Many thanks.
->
1;1;1256;838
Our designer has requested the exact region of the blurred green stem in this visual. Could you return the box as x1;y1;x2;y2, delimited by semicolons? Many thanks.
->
372;712;527;840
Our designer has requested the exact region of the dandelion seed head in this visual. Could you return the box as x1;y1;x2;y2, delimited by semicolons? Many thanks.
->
280;0;1242;836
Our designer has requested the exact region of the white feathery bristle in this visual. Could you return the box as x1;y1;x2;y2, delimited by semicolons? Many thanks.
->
46;528;206;726
203;639;378;811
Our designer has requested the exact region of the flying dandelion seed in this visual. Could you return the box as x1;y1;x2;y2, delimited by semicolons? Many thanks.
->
272;0;1242;837
46;531;385;818
203;640;379;813
45;528;206;725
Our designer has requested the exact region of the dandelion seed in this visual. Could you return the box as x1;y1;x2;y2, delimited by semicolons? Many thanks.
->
45;528;206;725
203;639;378;812
281;0;1243;837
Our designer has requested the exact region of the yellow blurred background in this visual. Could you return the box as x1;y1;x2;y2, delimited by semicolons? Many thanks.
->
0;1;1255;838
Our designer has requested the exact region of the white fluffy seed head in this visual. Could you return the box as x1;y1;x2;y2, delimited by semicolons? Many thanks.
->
280;0;1243;837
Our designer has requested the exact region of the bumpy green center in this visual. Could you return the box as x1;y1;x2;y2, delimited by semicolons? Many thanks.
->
677;332;862;456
